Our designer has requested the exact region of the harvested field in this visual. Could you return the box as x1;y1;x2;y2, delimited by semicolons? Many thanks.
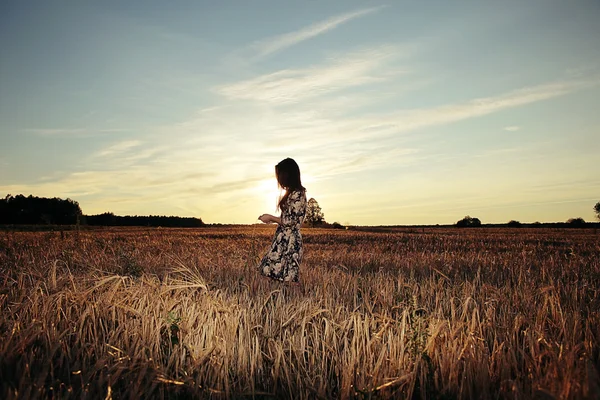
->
1;226;599;399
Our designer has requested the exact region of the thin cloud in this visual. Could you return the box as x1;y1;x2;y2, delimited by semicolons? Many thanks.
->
191;75;600;190
504;126;521;131
95;140;142;158
369;78;600;136
25;128;86;136
219;78;598;147
250;6;384;59
218;46;399;103
203;176;265;195
304;146;419;179
24;128;128;137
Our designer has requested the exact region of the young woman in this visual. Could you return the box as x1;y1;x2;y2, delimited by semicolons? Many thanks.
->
258;158;307;283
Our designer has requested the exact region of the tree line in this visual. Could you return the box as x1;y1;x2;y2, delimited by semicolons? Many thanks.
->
0;195;204;227
85;212;204;227
1;194;598;228
454;202;600;228
456;209;600;228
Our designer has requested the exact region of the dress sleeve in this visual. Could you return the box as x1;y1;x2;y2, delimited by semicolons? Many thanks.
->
282;190;306;227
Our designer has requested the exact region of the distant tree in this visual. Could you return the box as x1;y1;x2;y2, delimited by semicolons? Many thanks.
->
456;215;482;227
507;220;522;228
331;222;345;229
566;217;586;227
305;198;325;226
594;202;600;221
86;212;117;226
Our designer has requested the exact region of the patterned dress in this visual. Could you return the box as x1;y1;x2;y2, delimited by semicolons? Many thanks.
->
258;190;307;282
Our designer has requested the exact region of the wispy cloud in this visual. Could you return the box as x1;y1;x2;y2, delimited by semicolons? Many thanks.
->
302;145;419;179
359;78;600;137
503;126;521;131
249;6;383;59
218;46;400;103
205;72;600;187
24;128;127;137
25;128;87;136
565;63;599;78
216;77;598;149
96;140;142;158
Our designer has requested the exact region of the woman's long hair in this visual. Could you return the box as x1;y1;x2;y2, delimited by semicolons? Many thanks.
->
275;158;305;211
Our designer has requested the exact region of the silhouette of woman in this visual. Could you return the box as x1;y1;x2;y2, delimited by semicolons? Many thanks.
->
258;158;307;282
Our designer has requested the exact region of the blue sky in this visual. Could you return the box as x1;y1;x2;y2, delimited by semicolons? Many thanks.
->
1;0;599;225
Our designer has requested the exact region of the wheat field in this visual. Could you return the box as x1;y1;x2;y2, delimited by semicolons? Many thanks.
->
0;226;598;399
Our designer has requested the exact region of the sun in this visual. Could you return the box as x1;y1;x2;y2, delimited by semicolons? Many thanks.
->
257;178;282;213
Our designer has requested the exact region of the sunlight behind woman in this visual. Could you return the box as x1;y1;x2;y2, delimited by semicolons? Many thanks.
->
257;178;282;213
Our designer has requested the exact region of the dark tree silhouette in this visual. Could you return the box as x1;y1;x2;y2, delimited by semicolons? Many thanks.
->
86;213;204;227
331;222;345;229
86;212;117;226
566;217;586;227
305;198;325;226
0;194;82;225
594;202;600;221
507;220;522;228
0;194;204;227
456;215;482;227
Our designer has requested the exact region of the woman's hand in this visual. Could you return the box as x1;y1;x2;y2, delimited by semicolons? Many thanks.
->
258;214;273;224
258;214;281;224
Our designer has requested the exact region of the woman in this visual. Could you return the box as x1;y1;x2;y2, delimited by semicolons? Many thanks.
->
258;158;307;283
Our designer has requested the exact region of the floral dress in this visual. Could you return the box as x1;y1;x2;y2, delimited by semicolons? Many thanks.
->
258;190;307;282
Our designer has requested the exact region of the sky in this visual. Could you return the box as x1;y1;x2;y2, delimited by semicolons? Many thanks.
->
1;0;599;225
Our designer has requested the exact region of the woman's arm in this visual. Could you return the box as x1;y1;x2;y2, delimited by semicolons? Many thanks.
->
258;214;281;224
259;191;306;227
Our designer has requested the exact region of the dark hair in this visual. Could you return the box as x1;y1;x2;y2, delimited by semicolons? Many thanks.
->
275;158;305;210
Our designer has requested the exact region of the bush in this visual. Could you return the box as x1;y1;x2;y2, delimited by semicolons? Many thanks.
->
507;220;522;228
566;217;586;227
456;216;482;227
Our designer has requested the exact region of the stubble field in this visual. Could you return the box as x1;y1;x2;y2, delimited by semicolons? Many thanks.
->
0;226;599;399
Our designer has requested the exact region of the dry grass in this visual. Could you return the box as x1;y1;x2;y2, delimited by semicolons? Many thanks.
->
0;226;599;399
